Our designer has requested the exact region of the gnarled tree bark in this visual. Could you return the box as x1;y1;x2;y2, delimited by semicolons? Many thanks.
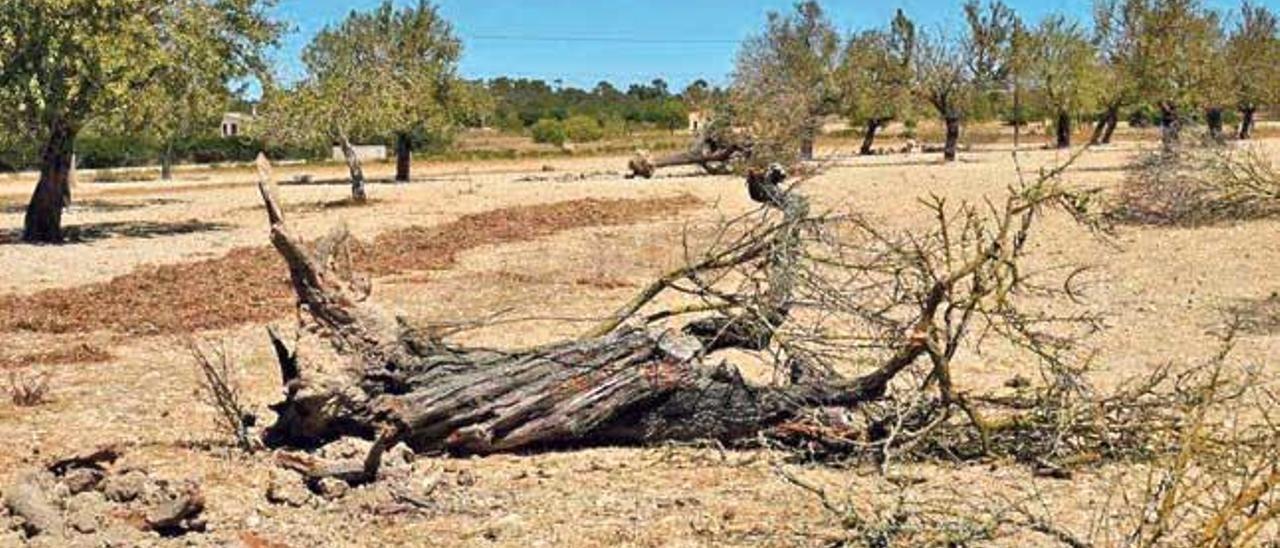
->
253;155;932;466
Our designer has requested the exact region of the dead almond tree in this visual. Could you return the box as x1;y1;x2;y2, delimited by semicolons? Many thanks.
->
628;129;753;179
251;148;1099;484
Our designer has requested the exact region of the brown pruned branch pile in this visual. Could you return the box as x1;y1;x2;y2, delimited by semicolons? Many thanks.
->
1110;145;1280;227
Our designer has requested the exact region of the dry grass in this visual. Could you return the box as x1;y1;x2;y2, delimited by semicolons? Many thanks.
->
0;343;113;370
0;195;699;335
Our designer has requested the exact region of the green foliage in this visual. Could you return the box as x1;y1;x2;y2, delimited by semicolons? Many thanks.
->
563;115;604;142
732;0;843;161
485;77;702;134
1226;1;1280;110
1121;0;1223;114
0;0;279;145
257;1;470;158
530;118;567;146
1027;15;1103;119
839;10;915;125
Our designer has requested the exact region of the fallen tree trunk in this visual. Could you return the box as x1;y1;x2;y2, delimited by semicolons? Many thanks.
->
628;134;750;179
628;148;739;179
254;155;927;466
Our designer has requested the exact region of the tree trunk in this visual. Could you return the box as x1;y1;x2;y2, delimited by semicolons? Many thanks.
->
338;132;367;202
859;119;882;156
161;141;174;181
1055;111;1072;149
22;123;76;243
628;139;747;179
1206;108;1225;143
943;117;960;162
799;118;817;161
1101;111;1119;145
394;133;411;183
251;159;926;462
1090;105;1119;146
1238;107;1256;140
1159;103;1181;151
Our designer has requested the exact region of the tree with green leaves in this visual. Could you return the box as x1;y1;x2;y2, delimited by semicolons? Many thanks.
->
732;1;841;162
1028;15;1103;148
913;28;970;162
266;0;468;196
963;0;1022;122
0;0;279;242
1090;0;1143;145
838;9;916;156
1225;1;1280;139
1123;0;1222;148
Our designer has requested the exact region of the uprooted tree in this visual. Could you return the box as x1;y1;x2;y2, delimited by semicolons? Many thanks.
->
251;146;1104;481
627;127;752;179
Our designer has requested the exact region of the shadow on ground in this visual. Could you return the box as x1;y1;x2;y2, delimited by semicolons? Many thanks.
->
0;219;231;245
0;198;187;215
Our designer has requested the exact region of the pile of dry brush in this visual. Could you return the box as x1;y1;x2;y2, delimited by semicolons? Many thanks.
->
1110;144;1280;226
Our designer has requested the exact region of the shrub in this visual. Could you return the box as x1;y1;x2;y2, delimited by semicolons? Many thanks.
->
530;118;567;146
77;135;161;168
563;115;604;143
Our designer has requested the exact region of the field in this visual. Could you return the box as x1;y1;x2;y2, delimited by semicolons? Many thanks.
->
1;138;1278;546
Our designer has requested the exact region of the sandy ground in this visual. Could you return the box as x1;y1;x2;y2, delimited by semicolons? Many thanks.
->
1;140;1278;546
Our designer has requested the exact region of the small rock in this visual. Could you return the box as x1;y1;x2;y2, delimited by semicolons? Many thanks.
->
101;470;148;503
315;478;348;500
482;513;524;541
265;470;312;508
383;443;415;470
64;492;107;534
61;469;103;495
317;438;372;461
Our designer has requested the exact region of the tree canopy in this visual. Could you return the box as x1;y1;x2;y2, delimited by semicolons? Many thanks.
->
0;0;279;242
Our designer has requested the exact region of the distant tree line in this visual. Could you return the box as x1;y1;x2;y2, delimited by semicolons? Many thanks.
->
731;0;1280;163
484;77;704;143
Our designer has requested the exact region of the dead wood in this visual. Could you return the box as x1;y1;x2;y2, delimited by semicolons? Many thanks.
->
252;146;1098;476
47;445;121;476
628;133;751;179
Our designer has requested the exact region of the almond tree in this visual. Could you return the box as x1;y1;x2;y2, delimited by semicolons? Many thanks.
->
0;0;279;242
1226;1;1280;139
1124;0;1221;149
1090;0;1143;145
264;0;468;195
839;10;916;156
913;28;970;162
732;1;841;162
1028;15;1103;148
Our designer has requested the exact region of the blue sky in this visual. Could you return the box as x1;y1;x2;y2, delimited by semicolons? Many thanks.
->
269;0;1259;91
